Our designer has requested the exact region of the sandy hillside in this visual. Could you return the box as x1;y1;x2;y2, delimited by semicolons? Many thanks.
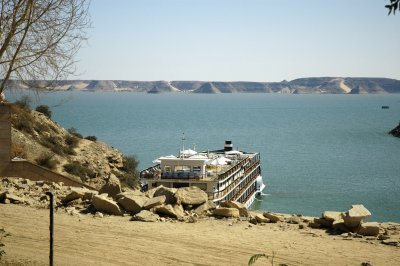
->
0;205;399;266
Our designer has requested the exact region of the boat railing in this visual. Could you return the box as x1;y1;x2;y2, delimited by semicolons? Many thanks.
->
208;167;260;201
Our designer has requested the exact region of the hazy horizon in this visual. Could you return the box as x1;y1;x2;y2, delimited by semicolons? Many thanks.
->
73;0;400;82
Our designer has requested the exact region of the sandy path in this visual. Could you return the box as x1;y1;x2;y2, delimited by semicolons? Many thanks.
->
1;205;399;265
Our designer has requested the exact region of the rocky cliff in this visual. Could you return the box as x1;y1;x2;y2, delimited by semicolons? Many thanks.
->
9;104;138;190
4;77;400;94
389;123;400;138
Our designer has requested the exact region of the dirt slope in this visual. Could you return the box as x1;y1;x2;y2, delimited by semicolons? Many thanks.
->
1;205;399;266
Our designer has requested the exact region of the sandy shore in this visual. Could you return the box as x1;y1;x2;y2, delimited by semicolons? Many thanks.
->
0;205;399;266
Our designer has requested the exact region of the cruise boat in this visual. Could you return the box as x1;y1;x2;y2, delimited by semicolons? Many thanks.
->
139;140;265;208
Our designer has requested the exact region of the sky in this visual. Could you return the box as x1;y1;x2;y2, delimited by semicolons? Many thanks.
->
74;0;400;82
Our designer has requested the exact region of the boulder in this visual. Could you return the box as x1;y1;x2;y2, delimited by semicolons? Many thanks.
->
220;201;248;217
116;190;144;200
118;195;148;214
154;204;183;219
212;207;240;218
314;218;333;228
263;212;282;223
143;195;166;210
153;186;177;205
132;210;159;222
145;186;159;198
287;216;301;224
175;186;208;205
332;219;350;233
194;200;217;215
92;194;122;216
254;213;270;223
0;192;25;203
358;222;380;236
322;211;343;222
343;205;372;228
99;173;122;199
83;190;98;201
62;188;87;204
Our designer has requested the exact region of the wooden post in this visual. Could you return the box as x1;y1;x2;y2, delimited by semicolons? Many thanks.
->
0;104;11;175
46;192;54;266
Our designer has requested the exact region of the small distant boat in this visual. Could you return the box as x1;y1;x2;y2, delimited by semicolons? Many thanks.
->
382;106;389;109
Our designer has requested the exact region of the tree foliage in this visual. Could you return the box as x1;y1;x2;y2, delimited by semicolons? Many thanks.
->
0;0;91;98
385;0;400;15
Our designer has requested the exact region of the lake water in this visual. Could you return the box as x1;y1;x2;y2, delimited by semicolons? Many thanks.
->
6;90;400;222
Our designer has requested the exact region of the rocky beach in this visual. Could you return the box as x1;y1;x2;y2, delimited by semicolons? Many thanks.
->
1;176;399;265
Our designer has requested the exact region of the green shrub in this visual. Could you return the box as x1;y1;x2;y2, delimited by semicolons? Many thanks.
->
118;155;139;188
64;162;94;182
84;135;97;141
121;155;138;174
67;127;83;138
14;95;31;109
14;113;34;133
41;136;64;155
35;105;52;118
35;153;58;170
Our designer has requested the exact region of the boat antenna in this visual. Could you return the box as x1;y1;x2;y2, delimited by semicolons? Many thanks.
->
181;132;186;154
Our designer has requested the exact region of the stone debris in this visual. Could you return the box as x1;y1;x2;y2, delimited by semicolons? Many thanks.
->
131;210;159;222
174;186;208;205
98;173;122;199
92;194;122;216
1;177;400;247
143;195;166;210
212;207;240;218
342;204;371;228
220;201;248;217
263;212;282;223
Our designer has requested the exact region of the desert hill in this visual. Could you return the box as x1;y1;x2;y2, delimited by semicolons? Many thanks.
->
9;103;138;190
4;77;400;94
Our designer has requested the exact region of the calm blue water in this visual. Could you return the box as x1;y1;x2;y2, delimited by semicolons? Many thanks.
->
6;91;400;222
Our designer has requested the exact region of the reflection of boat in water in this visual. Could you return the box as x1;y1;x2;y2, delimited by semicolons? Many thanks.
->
382;106;389;109
140;140;265;208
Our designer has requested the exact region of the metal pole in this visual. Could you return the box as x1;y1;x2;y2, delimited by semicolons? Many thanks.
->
46;192;54;266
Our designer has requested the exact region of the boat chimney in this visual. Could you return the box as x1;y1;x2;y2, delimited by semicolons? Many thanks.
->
224;140;233;151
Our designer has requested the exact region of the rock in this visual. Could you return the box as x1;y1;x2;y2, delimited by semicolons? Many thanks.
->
322;211;343;222
62;188;87;204
287;216;301;224
314;218;333;228
188;216;197;223
358;222;380;236
194;200;217;215
175;186;208;206
94;212;104;218
145;187;159;198
220;201;248;217
212;207;240;218
1;192;25;203
308;222;321;229
255;213;270;223
381;239;399;246
343;205;372;228
92;194;122;216
118;194;148;214
249;217;258;225
83;190;98;201
98;173;122;199
143;195;166;210
66;198;82;206
332;219;350;233
132;210;159;222
154;204;183;219
115;190;144;200
153;186;177;205
263;212;282;223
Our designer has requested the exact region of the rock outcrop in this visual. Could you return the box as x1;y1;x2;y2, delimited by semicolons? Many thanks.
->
92;194;123;216
175;186;208;206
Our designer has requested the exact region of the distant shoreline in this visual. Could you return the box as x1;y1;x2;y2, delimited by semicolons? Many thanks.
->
4;77;400;94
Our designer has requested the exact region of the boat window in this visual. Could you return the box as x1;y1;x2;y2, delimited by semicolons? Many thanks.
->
164;166;171;173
